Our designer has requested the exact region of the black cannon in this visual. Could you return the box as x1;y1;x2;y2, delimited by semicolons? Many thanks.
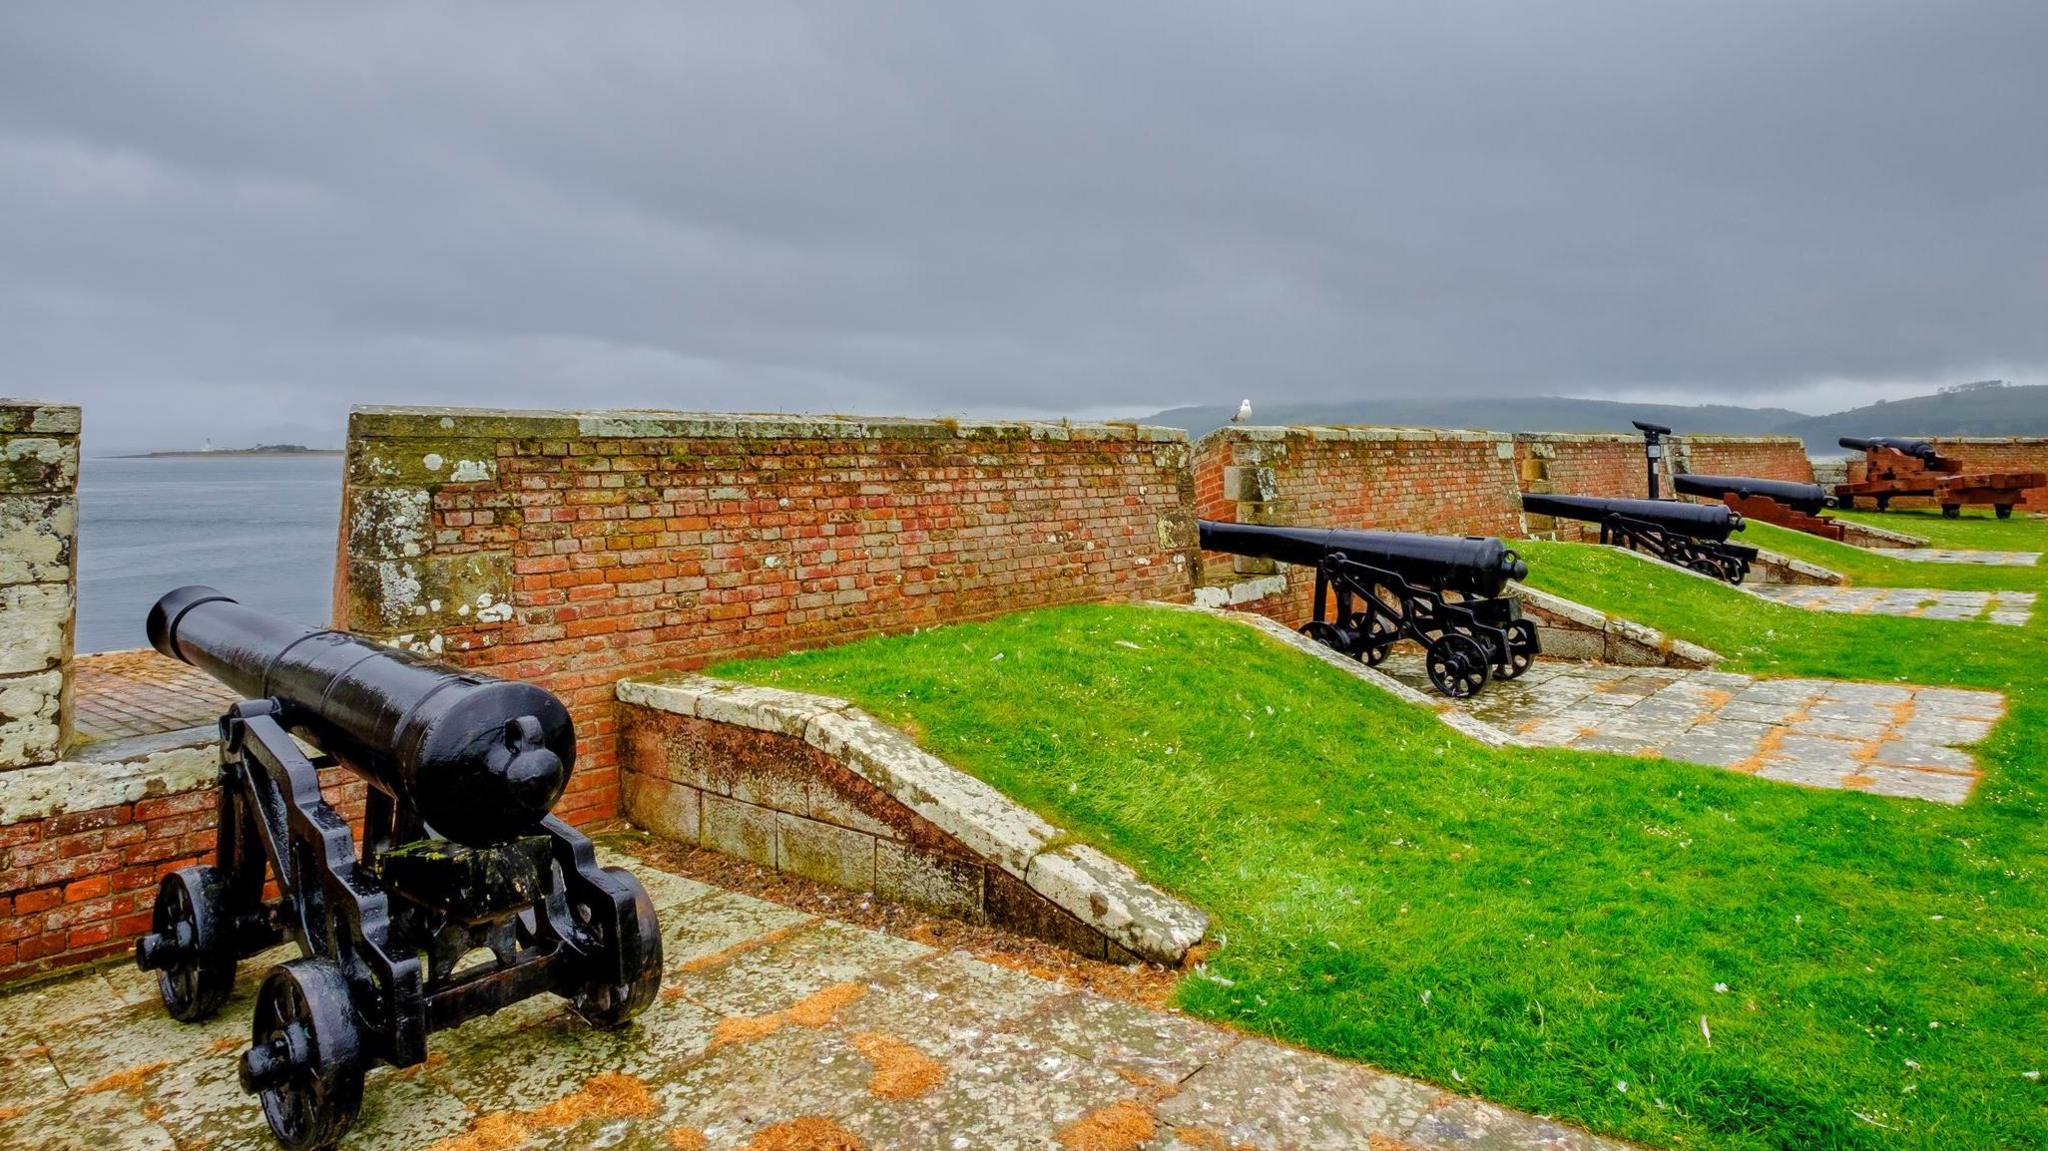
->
1839;435;1938;462
1672;473;1830;516
1198;520;1539;698
134;587;662;1151
1521;493;1758;584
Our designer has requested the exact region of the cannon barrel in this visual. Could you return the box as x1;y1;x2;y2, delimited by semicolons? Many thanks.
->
147;586;573;846
1197;520;1527;597
1840;435;1937;461
1672;473;1829;516
1520;493;1743;540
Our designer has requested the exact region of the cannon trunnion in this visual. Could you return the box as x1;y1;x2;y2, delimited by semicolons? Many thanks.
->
1198;520;1539;698
1521;493;1758;584
134;587;662;1151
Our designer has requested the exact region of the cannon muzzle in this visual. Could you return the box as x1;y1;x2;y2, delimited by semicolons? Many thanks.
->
1840;435;1937;461
1197;520;1527;597
1672;473;1829;516
147;586;572;845
1520;493;1743;540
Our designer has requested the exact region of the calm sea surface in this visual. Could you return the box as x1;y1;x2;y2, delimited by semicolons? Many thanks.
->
77;456;344;654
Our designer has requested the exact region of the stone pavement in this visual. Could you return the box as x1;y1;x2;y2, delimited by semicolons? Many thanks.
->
72;650;239;746
1884;548;2040;566
1383;655;2002;804
1744;584;2036;626
0;851;1626;1151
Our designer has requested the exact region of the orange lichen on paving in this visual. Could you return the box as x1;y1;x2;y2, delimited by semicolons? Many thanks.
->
667;1129;710;1151
1368;1134;1427;1151
397;1051;450;1080
709;982;872;1051
849;1031;946;1099
0;1106;26;1122
1056;1099;1157;1151
79;1059;173;1096
741;1115;866;1150
676;917;824;976
209;1035;244;1054
1731;725;1792;774
423;1073;654;1151
1175;1127;1257;1151
782;982;868;1027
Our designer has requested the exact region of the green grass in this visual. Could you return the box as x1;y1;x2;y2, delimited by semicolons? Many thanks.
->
1737;517;2047;596
716;513;2048;1151
1831;505;2048;552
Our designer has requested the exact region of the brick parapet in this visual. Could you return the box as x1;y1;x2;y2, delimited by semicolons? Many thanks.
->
335;406;1200;825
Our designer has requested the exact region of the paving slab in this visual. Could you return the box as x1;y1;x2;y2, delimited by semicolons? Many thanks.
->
1745;584;2036;625
1883;548;2040;566
0;852;1631;1150
1385;654;2003;804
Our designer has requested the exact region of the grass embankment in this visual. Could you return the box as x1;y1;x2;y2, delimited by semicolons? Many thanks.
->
717;513;2047;1151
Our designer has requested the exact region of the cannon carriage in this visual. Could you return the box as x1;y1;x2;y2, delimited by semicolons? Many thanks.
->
134;587;663;1151
1833;436;2044;519
1671;473;1844;541
1521;493;1757;584
1198;520;1538;698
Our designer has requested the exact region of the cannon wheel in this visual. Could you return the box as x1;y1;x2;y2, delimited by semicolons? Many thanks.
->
1996;504;2014;519
570;869;664;1029
1942;504;1961;519
1494;620;1538;681
242;959;365;1151
139;866;237;1023
1424;633;1491;699
1298;621;1352;656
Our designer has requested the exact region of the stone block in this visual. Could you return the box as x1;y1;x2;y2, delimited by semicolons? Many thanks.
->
700;792;778;867
341;552;513;636
347;438;500;487
0;496;76;585
874;840;986;921
0;667;65;767
0;401;81;436
775;812;876;891
0;583;71;675
1025;844;1208;964
0;435;78;495
622;770;702;844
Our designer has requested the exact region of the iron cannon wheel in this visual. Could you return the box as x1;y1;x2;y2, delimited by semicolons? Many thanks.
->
1424;633;1491;699
1494;620;1539;681
242;959;366;1151
570;868;664;1029
1356;615;1400;666
1297;621;1349;654
139;865;237;1022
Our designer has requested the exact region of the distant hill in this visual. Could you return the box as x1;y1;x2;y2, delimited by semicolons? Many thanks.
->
1135;383;2048;453
1776;384;2048;450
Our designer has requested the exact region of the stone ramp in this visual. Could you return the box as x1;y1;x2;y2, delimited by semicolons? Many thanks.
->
1383;655;2002;804
1745;584;2036;626
71;649;237;752
1883;548;2039;566
0;852;1627;1151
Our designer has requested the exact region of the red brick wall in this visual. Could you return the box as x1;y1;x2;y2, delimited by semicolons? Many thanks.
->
1676;436;1813;484
1512;434;1646;542
334;409;1199;825
0;771;365;986
1191;426;1523;624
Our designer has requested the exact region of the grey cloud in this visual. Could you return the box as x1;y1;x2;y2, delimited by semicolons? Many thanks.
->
2;1;2044;451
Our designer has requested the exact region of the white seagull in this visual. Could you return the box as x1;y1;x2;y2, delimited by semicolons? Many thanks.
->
1232;398;1252;423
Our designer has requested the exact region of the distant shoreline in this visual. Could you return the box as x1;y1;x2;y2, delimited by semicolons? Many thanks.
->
107;449;344;459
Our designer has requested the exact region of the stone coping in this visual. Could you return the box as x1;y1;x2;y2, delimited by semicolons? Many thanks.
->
1673;433;1806;445
1196;424;1511;445
1505;583;1723;668
0;400;81;435
1510;430;1641;445
1840;520;1931;548
614;674;1209;964
1926;435;2048;445
0;744;215;825
350;405;1187;444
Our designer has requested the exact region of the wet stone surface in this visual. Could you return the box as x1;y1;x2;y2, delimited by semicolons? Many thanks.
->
0;850;1627;1150
1745;584;2036;625
1384;655;2003;804
1883;548;2041;566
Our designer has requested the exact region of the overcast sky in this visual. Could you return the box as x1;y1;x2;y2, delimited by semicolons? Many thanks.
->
4;3;2044;451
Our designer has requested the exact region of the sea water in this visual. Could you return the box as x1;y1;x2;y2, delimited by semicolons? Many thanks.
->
75;456;344;654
